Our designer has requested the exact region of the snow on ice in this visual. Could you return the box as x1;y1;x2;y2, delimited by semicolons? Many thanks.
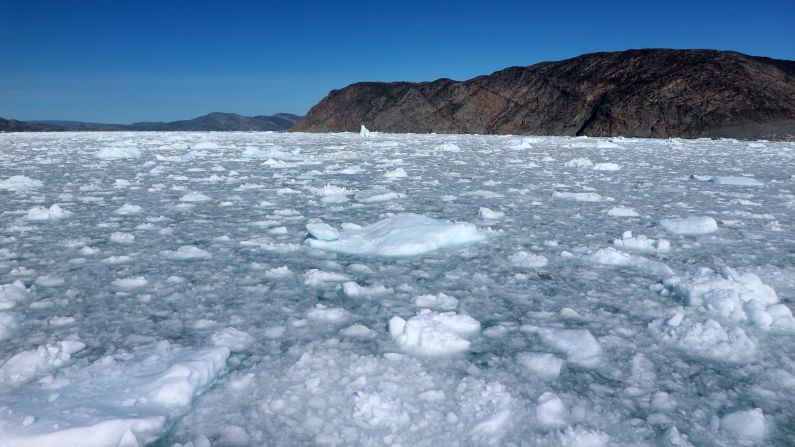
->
0;131;793;446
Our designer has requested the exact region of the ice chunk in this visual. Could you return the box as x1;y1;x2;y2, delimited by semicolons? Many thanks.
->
113;203;143;215
649;317;757;362
384;167;408;178
180;192;212;202
564;158;593;169
709;176;764;187
581;247;674;276
340;323;377;338
24;204;71;221
552;191;613;202
549;426;610;447
95;146;141;159
307;304;351;323
435;142;461;152
720;408;767;441
306;213;486;257
613;231;670;254
662;267;793;330
478;207;505;220
111;276;148;290
0;280;29;310
303;269;351;287
109;232;135;243
517;352;564;379
0;341;86;387
161;245;212;260
360;125;370;138
591;162;621;171
241;147;292;158
211;327;254;352
536;392;567;427
306;222;339;241
509;251;549;268
0;313;18;341
342;281;393;298
607;205;639;217
414;292;459;310
660;216;718;235
389;309;480;355
533;328;602;368
354;189;406;203
0;175;43;192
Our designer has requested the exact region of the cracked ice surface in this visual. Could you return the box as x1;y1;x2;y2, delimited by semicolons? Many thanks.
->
0;131;794;446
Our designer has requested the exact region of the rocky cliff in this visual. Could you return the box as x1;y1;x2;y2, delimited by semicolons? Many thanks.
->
292;49;795;140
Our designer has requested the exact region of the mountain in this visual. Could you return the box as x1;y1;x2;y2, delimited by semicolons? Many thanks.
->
0;118;64;132
0;113;302;132
292;49;795;140
128;112;302;131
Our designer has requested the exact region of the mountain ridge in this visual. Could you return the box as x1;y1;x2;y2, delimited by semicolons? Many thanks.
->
1;112;302;132
292;49;795;140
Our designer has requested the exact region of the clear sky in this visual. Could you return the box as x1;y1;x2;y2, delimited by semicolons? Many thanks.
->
2;0;793;123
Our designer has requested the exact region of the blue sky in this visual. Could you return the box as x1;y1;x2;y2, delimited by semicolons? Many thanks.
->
2;0;793;123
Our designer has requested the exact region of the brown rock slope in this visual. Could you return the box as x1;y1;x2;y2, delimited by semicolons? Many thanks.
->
292;49;795;140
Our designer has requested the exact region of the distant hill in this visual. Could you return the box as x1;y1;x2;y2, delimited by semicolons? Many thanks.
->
0;112;302;132
128;112;302;131
293;49;795;140
0;118;64;132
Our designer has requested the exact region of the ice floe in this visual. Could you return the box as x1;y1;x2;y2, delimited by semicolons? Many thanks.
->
0;176;43;192
306;213;486;257
661;267;795;331
660;216;719;235
389;309;481;355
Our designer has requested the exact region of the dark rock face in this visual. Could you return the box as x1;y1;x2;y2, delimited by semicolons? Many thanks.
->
292;49;795;140
1;113;302;132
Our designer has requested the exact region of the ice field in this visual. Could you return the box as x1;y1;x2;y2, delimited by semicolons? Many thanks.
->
0;131;794;446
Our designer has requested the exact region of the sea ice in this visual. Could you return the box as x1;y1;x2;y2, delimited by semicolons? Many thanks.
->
0;175;43;192
581;247;674;276
517;352;563;379
95;146;141;159
0;343;229;446
0;280;29;310
552;191;613;202
306;213;486;257
529;327;603;368
305;222;339;241
414;292;459;310
709;176;764;187
661;267;794;330
660;216;718;235
478;207;505;220
389;309;480;355
24;204;71;221
613;231;670;254
536;391;568;427
161;245;212;260
720;408;767;441
649;315;757;362
0;340;85;388
606;206;639;217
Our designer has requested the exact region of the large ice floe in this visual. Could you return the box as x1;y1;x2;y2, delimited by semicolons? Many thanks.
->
1;131;794;446
0;342;229;447
306;213;487;256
